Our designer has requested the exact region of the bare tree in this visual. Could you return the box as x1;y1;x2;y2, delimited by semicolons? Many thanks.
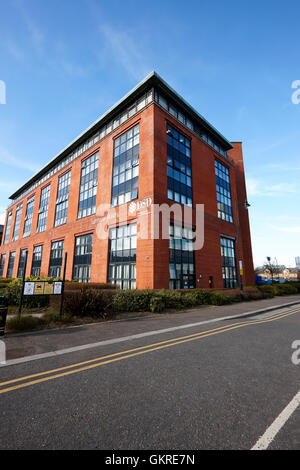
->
263;257;285;282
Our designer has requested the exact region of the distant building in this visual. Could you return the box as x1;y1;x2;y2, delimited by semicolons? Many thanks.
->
0;225;3;245
255;266;300;281
296;257;300;269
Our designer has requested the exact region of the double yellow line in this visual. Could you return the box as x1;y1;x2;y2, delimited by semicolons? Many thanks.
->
0;307;299;395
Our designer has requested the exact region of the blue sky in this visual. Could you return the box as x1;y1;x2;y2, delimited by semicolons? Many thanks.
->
0;0;300;267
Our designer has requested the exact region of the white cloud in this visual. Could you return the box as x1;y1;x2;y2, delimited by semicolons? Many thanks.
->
246;178;299;197
99;23;151;80
0;146;38;173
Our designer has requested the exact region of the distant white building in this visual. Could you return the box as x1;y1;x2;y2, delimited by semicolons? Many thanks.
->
296;257;300;269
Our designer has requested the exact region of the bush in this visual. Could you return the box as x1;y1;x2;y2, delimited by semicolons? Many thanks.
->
63;287;115;318
6;315;46;332
149;295;165;313
209;292;232;305
258;283;299;298
112;290;152;312
65;282;118;291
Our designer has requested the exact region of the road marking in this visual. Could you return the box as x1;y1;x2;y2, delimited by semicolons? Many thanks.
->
0;308;294;387
0;308;299;395
2;302;300;368
252;389;300;450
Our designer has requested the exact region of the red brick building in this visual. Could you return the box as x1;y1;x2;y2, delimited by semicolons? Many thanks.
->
0;72;254;289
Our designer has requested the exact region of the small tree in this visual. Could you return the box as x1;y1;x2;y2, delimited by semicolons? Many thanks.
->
263;257;285;282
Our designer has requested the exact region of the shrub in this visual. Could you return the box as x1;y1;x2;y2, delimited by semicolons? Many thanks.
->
6;315;46;332
276;284;298;296
112;290;152;312
65;282;118;291
149;295;165;313
63;287;115;318
257;285;275;298
209;292;232;305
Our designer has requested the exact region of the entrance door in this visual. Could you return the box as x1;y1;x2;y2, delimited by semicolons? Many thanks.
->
181;274;196;289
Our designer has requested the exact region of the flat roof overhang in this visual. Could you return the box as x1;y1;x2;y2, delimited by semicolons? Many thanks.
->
9;71;233;201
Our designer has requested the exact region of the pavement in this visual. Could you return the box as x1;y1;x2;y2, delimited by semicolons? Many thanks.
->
2;294;300;362
0;295;299;450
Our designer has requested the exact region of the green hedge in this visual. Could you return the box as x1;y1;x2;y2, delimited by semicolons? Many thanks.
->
112;289;232;313
258;283;299;298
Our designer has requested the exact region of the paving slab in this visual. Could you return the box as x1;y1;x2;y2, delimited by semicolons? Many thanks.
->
2;294;300;361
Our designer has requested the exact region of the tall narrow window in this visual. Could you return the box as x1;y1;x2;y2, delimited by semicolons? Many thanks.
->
167;124;192;207
23;195;35;238
108;223;137;289
7;252;16;278
49;240;64;278
3;211;12;245
169;224;195;290
12;203;23;242
37;185;50;233
54;171;71;227
78;153;98;219
17;249;27;278
221;237;237;288
0;254;6;277
215;160;233;223
73;234;93;282
31;245;43;277
111;124;139;207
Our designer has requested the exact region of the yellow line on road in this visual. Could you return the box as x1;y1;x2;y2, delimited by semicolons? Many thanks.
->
1;307;299;387
0;308;299;395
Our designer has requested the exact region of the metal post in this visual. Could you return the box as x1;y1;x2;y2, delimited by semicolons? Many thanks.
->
18;250;28;318
59;252;67;317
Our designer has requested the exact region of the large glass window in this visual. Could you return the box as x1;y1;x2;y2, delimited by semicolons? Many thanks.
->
23;195;35;238
31;245;43;277
0;254;6;277
78;153;98;219
73;234;93;282
111;125;139;207
12;203;23;242
169;224;195;290
108;223;137;289
49;240;64;278
54;171;71;227
215;160;233;223
3;211;13;245
221;237;237;288
37;185;50;233
167;124;192;207
17;249;27;278
7;252;16;278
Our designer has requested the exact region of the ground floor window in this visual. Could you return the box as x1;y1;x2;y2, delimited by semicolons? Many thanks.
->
49;240;64;278
31;245;43;277
0;254;6;277
17;249;27;278
73;234;93;283
7;252;16;278
169;224;195;289
220;237;238;288
108;223;137;289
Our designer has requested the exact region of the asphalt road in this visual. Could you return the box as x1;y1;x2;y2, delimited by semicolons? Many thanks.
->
0;304;299;450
